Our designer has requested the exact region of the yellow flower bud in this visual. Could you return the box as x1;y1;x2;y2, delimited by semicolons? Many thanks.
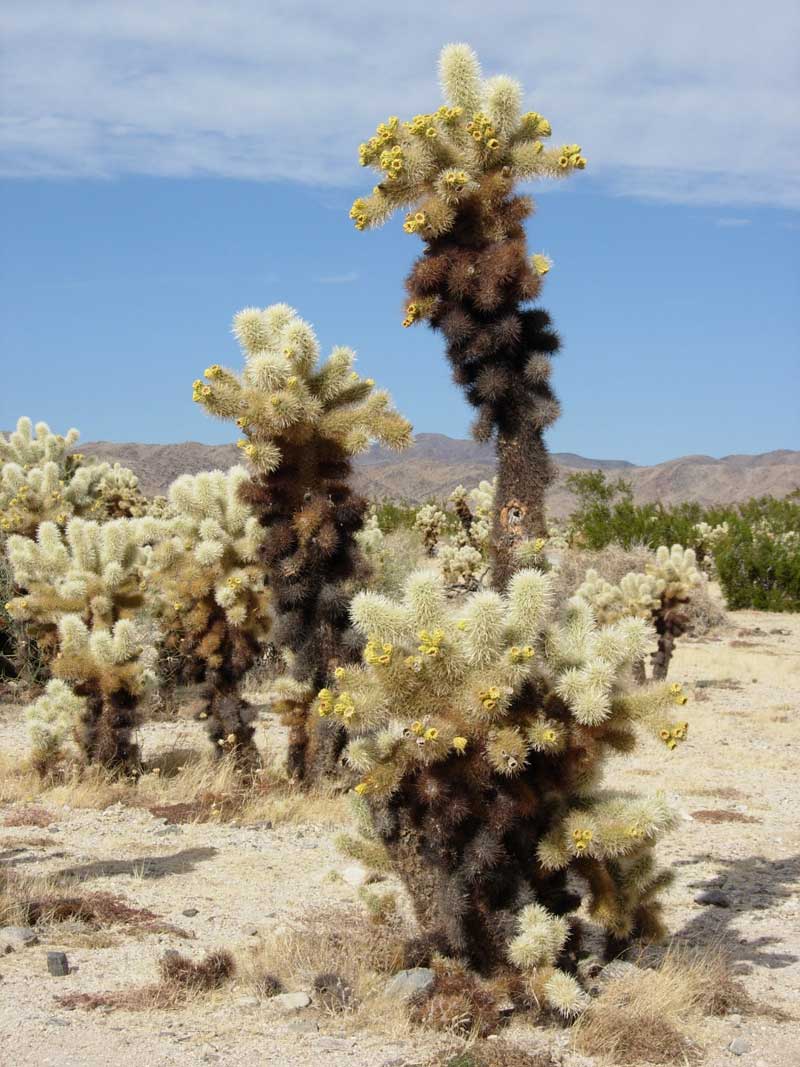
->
452;736;468;753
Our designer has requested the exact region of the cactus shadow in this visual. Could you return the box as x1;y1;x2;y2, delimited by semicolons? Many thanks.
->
55;846;218;884
673;853;800;972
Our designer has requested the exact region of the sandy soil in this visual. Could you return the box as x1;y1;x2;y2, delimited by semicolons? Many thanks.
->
1;607;798;1067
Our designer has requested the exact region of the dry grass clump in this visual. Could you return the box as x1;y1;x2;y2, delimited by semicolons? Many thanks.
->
0;744;349;828
0;866;189;939
239;905;411;1031
56;949;235;1012
572;945;751;1064
410;957;502;1038
3;804;54;826
690;809;760;824
424;1040;557;1067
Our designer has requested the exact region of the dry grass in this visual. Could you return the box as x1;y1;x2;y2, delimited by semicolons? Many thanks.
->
238;905;412;1034
0;866;190;940
690;809;760;824
56;949;235;1012
572;944;751;1064
3;804;54;827
0;745;349;828
410;957;503;1038
423;1041;557;1067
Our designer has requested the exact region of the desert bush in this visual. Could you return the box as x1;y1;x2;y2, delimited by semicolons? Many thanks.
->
192;302;411;780
565;473;800;611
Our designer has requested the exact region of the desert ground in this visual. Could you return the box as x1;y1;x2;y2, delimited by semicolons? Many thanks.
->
1;605;798;1067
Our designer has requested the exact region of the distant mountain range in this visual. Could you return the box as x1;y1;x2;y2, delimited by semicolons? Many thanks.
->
79;433;800;517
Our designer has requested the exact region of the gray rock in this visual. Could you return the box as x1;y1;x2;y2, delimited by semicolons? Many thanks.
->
271;991;312;1012
341;864;370;888
384;967;436;1002
182;908;199;917
0;926;39;953
46;951;70;976
694;888;730;907
729;1037;752;1056
241;924;259;937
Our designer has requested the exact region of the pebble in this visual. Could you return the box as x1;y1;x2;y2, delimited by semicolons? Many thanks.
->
271;991;312;1012
46;951;70;976
0;927;39;954
694;888;730;907
341;864;370;888
383;967;436;1001
728;1037;752;1056
182;908;199;917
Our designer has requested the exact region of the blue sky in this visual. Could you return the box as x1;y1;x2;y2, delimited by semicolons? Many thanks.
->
1;1;798;464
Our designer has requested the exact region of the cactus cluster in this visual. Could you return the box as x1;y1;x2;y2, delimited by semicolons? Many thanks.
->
575;545;703;680
145;467;271;762
352;45;584;586
438;481;494;589
322;565;686;1009
192;303;411;778
414;503;448;556
6;517;161;767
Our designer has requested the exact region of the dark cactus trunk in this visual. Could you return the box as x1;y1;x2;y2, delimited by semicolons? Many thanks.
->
75;685;140;771
405;182;562;593
240;438;368;782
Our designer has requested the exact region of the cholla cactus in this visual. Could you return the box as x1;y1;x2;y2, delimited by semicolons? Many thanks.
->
193;303;411;778
6;517;162;768
414;503;448;556
322;567;687;1006
437;480;495;589
575;545;704;681
24;678;86;774
351;46;584;586
0;417;107;538
91;463;149;519
145;467;271;763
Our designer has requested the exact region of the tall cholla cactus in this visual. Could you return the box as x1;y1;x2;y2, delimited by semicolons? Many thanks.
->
91;463;149;519
0;417;104;538
321;567;688;1011
145;467;271;762
351;45;584;587
576;545;703;680
193;303;411;778
6;517;161;768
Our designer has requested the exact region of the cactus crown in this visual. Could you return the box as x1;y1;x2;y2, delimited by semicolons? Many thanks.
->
350;43;585;240
192;303;411;472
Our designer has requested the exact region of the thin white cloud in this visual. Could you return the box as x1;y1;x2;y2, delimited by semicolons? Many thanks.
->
1;1;798;207
315;272;359;285
715;217;751;227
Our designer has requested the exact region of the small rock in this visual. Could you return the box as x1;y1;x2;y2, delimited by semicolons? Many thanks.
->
182;908;199;917
496;998;516;1015
384;967;436;1002
0;926;39;953
48;826;60;833
271;991;312;1012
695;889;730;907
241;924;259;937
728;1013;743;1026
729;1037;752;1056
46;951;70;976
341;864;370;888
154;826;180;836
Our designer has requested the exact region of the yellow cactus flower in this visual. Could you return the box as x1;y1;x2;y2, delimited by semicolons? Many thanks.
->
532;254;551;276
411;720;424;735
452;736;468;754
204;364;222;379
424;727;439;741
334;667;346;679
354;782;369;796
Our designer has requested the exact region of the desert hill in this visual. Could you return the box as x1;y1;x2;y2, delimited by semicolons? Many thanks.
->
78;433;800;518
